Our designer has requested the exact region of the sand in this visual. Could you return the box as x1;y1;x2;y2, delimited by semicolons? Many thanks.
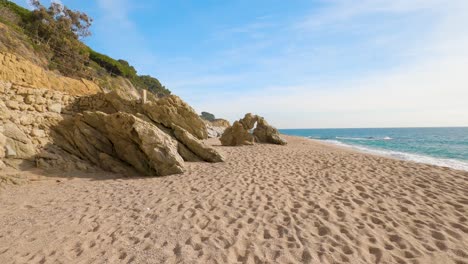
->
0;135;467;264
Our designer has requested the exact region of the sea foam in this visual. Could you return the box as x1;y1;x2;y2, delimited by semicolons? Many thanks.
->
323;140;468;172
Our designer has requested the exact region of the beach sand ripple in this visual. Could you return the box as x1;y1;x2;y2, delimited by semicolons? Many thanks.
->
0;136;467;263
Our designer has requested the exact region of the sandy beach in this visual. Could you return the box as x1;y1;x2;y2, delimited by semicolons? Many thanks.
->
0;135;467;264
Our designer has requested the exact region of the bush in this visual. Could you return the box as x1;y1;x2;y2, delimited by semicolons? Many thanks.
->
201;112;216;121
88;49;137;78
0;0;31;23
131;75;170;96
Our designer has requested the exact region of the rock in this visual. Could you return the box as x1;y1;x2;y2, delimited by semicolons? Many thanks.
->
0;81;12;93
0;52;100;96
34;104;46;112
144;95;208;139
6;101;19;110
5;145;17;158
206;125;226;138
220;121;255;146
220;113;287;146
55;112;185;176
31;129;46;138
35;96;46;105
0;132;6;158
173;126;224;162
3;123;35;158
24;95;35;104
253;117;287;145
239;113;258;130
98;153;137;175
19;115;34;126
177;143;202;162
48;103;62;113
0;160;5;169
211;119;230;128
0;101;10;120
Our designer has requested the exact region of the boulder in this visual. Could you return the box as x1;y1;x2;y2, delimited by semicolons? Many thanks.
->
143;95;208;139
220;113;287;146
173;126;224;162
220;121;255;146
54;111;185;176
253;117;287;145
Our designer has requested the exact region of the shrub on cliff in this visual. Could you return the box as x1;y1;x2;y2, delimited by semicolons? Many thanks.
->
201;112;216;122
0;0;171;96
24;0;92;76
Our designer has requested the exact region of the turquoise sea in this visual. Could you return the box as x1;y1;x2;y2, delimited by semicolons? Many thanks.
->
279;127;468;171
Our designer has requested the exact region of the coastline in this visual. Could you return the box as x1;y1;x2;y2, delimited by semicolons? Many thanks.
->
286;134;468;173
1;135;467;263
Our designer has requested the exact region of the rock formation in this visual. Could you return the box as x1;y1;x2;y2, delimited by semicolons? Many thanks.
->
220;121;256;146
54;112;185;176
0;52;100;95
204;118;231;138
220;113;287;146
143;96;208;140
253;117;287;145
0;79;223;176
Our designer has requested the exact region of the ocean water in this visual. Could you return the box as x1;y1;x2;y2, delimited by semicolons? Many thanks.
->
279;127;468;171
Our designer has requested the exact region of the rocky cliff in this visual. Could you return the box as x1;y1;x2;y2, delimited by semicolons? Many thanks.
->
0;52;100;95
0;52;223;176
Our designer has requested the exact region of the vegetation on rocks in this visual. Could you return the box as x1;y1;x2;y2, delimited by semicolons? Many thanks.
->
201;111;216;122
0;0;170;96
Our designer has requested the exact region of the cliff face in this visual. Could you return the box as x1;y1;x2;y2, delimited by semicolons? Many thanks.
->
0;52;100;96
0;78;218;175
0;15;222;176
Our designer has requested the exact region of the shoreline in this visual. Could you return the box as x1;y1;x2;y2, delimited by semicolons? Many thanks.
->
284;134;468;173
1;136;468;263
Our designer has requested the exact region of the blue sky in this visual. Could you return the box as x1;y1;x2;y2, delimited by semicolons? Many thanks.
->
12;0;468;128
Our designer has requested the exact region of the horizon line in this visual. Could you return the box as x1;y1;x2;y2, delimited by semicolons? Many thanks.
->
279;126;468;130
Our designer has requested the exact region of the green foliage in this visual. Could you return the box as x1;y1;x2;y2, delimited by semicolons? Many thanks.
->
132;75;171;96
0;0;171;96
88;49;137;78
0;0;31;22
201;112;216;121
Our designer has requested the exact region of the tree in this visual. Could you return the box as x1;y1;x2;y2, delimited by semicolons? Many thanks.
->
26;0;93;76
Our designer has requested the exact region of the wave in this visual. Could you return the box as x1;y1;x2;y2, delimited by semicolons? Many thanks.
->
323;140;468;172
335;136;393;141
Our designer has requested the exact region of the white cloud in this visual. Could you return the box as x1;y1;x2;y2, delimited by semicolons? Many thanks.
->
191;0;468;128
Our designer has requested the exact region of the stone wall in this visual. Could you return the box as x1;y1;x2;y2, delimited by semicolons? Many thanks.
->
0;80;76;164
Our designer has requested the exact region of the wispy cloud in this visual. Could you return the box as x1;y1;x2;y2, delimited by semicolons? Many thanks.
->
184;0;468;128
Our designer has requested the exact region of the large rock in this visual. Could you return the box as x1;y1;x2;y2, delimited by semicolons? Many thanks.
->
220;121;255;146
54;111;185;176
253;117;287;145
143;95;208;139
220;113;287;146
173;126;224;162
